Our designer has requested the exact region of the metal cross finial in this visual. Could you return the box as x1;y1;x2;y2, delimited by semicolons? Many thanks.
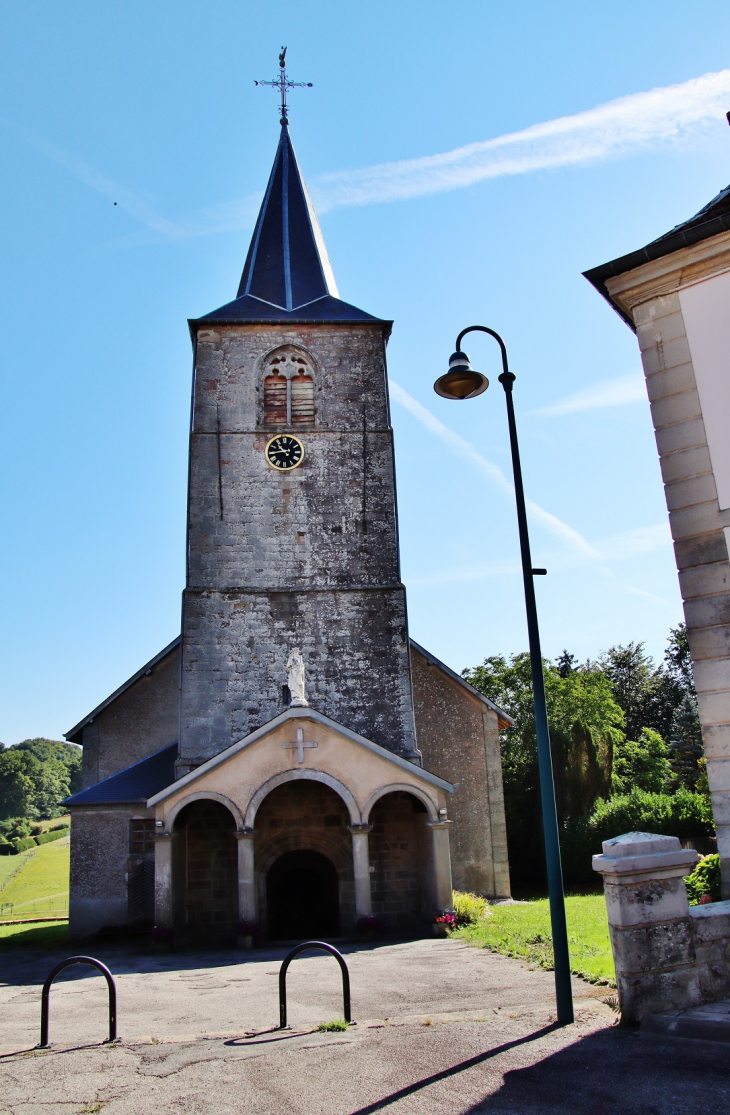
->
255;47;313;126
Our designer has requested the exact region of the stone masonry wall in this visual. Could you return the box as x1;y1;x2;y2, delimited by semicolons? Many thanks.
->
411;645;511;897
69;806;151;938
80;645;180;788
369;791;428;932
180;322;417;767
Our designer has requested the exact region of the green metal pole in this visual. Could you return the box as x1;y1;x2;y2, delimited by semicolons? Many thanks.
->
454;325;574;1025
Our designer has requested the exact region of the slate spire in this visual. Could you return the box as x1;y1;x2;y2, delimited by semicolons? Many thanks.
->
192;127;385;328
238;125;339;311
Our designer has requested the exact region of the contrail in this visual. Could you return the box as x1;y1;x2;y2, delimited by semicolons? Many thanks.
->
8;69;730;239
389;380;598;558
311;70;730;212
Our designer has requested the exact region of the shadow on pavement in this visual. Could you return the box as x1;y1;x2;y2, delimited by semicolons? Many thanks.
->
469;1028;730;1114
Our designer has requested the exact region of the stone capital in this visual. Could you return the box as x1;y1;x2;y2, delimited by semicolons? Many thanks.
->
235;828;256;841
348;824;373;835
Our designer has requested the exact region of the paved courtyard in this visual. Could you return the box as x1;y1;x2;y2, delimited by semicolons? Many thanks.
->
0;938;728;1113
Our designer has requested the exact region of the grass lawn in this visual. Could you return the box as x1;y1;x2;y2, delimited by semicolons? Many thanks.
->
0;847;36;890
454;893;615;986
0;920;68;946
0;836;69;920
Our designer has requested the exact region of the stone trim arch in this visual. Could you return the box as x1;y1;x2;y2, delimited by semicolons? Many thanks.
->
166;791;244;834
362;783;438;823
244;769;360;828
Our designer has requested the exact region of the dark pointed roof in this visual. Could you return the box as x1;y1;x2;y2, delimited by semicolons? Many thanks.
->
584;183;730;329
191;127;388;332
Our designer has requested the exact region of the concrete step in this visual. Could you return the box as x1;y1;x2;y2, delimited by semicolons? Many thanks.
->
643;998;730;1043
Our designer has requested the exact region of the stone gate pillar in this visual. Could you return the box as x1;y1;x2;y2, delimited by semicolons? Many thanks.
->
349;824;373;919
593;831;699;1023
427;820;454;913
236;829;256;924
154;832;175;927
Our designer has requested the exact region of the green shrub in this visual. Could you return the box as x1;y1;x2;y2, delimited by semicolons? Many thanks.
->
33;829;67;846
11;836;36;853
562;789;714;887
316;1019;349;1032
684;854;722;904
453;891;491;927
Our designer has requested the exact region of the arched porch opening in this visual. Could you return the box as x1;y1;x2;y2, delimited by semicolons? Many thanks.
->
369;791;432;934
254;780;354;940
172;799;238;944
267;849;339;940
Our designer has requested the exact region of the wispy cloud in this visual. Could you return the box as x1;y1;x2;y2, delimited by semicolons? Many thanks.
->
529;374;646;417
404;523;672;587
10;69;730;240
389;380;598;558
311;69;730;212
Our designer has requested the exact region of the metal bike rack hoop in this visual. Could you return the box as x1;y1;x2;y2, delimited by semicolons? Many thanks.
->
38;956;117;1048
278;941;352;1029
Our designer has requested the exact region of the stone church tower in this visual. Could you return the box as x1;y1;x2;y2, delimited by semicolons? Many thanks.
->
64;121;512;942
180;125;417;773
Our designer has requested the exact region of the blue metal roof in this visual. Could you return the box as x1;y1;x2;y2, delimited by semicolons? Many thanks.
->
64;743;178;806
191;126;387;331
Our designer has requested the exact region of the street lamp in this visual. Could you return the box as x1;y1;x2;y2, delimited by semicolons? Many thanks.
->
434;324;574;1026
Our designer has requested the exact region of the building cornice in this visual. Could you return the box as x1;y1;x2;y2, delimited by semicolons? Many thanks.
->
605;230;730;321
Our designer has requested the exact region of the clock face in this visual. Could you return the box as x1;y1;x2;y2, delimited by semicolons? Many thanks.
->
265;434;305;471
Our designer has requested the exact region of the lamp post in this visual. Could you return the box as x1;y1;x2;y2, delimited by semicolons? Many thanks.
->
434;325;574;1026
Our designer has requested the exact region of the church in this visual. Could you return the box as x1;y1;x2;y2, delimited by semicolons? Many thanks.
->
63;111;512;943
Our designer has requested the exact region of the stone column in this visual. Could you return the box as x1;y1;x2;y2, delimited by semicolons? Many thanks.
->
593;831;699;1023
427;820;454;913
154;832;175;928
349;824;373;919
236;829;256;924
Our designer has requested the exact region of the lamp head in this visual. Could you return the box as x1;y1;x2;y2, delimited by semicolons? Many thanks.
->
433;351;489;400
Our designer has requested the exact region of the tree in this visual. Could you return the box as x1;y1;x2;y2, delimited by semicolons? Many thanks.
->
463;653;623;888
14;739;82;795
613;728;673;794
669;693;704;790
0;748;72;821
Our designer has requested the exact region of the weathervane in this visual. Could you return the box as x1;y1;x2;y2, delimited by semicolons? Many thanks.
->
255;47;312;126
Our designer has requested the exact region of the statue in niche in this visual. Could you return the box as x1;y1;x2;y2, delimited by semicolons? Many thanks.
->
286;647;308;707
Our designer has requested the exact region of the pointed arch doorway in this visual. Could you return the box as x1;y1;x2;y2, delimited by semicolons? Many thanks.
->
266;849;340;941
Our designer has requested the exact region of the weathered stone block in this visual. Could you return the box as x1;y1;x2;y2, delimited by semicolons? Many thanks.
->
616;967;701;1023
603;876;692;928
651;387;702;430
685;622;730;662
609;918;695;974
695;688;730;727
670;503;724;542
690;656;730;694
674;531;729;571
633;292;681;326
645;362;696;402
654;416;706;456
659;443;713;485
665;472;718;513
637;310;687;350
679;564;730;602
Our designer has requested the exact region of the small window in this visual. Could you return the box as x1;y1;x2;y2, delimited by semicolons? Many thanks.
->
264;370;288;425
129;818;155;854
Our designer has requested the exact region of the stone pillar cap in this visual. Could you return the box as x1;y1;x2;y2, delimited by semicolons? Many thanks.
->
592;830;697;878
601;832;681;858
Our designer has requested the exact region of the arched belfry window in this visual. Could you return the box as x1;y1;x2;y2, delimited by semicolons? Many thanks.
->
263;347;315;427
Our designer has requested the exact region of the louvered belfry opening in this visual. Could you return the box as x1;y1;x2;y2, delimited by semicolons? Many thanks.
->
263;345;315;427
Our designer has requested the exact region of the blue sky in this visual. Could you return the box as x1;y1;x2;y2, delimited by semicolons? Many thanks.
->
2;1;730;743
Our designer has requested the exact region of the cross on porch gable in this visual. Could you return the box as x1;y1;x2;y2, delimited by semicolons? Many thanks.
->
283;726;318;763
